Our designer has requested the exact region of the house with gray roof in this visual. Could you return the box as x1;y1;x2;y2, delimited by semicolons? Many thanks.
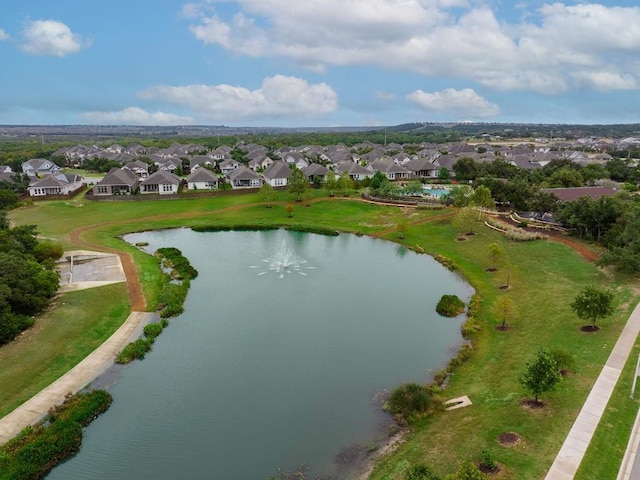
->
301;163;329;183
263;161;292;187
335;162;374;181
123;160;150;179
186;168;219;190
404;158;440;178
369;159;411;180
226;165;263;189
28;173;85;197
22;158;61;177
93;168;140;196
140;170;181;195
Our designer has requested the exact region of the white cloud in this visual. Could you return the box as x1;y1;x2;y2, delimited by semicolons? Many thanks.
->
571;71;639;91
81;107;194;126
21;20;89;57
407;88;499;118
138;75;338;121
184;1;640;94
0;29;9;41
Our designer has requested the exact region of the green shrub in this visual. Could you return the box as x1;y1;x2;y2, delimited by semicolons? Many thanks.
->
49;391;113;426
460;317;481;339
445;462;488;480
436;295;465;317
156;247;198;279
385;383;435;420
284;225;339;236
0;391;112;480
434;254;458;271
481;449;498;472
115;338;153;364
143;322;164;340
406;462;442;480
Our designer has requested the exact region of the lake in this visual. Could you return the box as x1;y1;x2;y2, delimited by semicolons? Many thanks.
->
47;228;473;479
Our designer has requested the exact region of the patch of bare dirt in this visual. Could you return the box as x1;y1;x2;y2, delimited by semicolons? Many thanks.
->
497;432;521;447
520;399;544;410
580;325;600;332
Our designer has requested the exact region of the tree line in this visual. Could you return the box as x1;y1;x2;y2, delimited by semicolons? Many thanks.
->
0;212;61;345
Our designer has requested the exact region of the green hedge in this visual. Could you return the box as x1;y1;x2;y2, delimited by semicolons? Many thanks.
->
435;294;465;317
0;390;112;480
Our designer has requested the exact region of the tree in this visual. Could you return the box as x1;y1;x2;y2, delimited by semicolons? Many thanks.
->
447;462;487;480
406;463;441;480
259;183;277;208
487;242;504;271
470;185;495;210
453;206;476;236
452;157;479;181
325;170;338;197
288;168;308;201
520;347;561;404
493;295;516;329
397;218;409;239
570;284;615;329
437;167;450;182
447;185;473;207
339;170;353;196
284;204;294;218
369;171;388;192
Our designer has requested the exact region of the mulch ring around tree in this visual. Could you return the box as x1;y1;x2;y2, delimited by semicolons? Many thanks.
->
520;399;544;410
456;237;468;242
497;432;521;447
485;267;498;272
478;462;501;475
581;325;600;332
495;325;509;332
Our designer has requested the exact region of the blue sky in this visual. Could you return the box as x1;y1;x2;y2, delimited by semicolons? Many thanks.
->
1;0;639;127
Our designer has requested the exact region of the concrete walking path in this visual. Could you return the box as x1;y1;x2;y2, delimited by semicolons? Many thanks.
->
545;302;640;480
0;310;156;445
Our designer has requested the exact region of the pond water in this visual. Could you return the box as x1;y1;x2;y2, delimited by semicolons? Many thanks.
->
47;229;473;480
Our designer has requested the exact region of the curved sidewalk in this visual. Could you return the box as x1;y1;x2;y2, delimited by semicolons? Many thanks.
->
0;310;156;445
544;301;640;479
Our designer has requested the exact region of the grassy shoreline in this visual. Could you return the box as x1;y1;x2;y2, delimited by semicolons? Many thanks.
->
7;193;640;479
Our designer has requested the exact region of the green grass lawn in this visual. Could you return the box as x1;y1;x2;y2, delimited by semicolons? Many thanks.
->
6;193;640;479
0;283;129;418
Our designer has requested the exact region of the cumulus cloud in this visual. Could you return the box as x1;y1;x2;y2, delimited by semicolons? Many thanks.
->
184;1;640;94
407;88;499;118
0;29;9;41
21;20;89;57
138;75;338;121
81;107;194;126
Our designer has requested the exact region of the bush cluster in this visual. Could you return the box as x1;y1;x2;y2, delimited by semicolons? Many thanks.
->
0;390;112;480
436;295;465;317
385;383;440;421
156;247;198;280
433;254;458;271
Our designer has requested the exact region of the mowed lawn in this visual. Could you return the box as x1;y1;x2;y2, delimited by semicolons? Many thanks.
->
7;192;640;479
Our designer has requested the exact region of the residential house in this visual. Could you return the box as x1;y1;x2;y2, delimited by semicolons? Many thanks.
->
186;168;219;190
226;166;263;189
156;157;182;173
369;159;411;180
189;155;216;172
219;158;242;175
93;168;140;196
22;158;61;177
541;186;618;202
123;160;150;179
263;161;292;187
0;166;12;174
335;162;374;181
140;170;181;195
301;163;329;183
404;158;440;178
28;173;85;197
248;155;274;172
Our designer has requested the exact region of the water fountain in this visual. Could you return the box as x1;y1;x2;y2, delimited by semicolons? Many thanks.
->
252;240;315;278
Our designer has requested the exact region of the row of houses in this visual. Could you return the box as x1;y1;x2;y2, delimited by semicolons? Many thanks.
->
22;138;623;198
